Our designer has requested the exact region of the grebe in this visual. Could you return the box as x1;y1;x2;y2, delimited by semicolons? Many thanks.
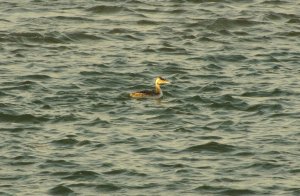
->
130;77;171;98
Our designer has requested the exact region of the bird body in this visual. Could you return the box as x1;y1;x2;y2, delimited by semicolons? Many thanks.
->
130;77;171;98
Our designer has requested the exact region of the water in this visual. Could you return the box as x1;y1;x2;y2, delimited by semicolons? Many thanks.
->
1;0;300;195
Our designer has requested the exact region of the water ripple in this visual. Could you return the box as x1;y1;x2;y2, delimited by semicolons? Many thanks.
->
183;142;235;153
1;0;300;195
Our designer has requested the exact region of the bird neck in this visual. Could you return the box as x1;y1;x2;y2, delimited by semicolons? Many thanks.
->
155;83;162;95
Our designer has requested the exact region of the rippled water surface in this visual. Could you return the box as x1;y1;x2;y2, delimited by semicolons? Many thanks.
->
1;0;300;195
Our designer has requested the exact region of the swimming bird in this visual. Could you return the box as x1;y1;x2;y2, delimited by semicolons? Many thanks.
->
130;77;171;98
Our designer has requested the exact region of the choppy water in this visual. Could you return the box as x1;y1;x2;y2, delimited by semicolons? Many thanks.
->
1;0;300;195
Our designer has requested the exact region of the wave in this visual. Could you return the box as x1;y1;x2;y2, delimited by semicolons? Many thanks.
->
52;114;84;123
241;88;292;97
55;16;94;22
48;185;74;195
39;160;79;169
0;113;49;123
64;32;103;41
202;63;223;71
76;117;110;127
3;31;103;44
51;138;83;147
245;162;283;170
220;189;256;195
133;147;166;154
86;5;128;14
137;20;159;25
246;103;283;112
182;141;235;153
209;94;249;111
79;71;102;76
107;28;130;34
62;170;99;181
0;127;24;132
207;18;262;31
21;74;51;80
7;32;64;44
194;185;224;193
157;47;189;55
96;183;122;192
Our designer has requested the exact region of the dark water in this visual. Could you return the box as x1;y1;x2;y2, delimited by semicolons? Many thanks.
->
1;0;300;195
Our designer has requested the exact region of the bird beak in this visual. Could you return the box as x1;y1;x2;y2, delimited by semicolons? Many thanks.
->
164;81;171;84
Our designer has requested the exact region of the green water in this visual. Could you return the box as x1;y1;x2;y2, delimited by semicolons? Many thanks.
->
1;0;300;195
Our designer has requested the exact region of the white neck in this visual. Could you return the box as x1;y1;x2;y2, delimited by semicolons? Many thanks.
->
155;83;163;97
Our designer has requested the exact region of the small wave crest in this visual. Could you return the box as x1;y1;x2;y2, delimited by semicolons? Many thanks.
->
86;5;128;14
183;141;235;153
